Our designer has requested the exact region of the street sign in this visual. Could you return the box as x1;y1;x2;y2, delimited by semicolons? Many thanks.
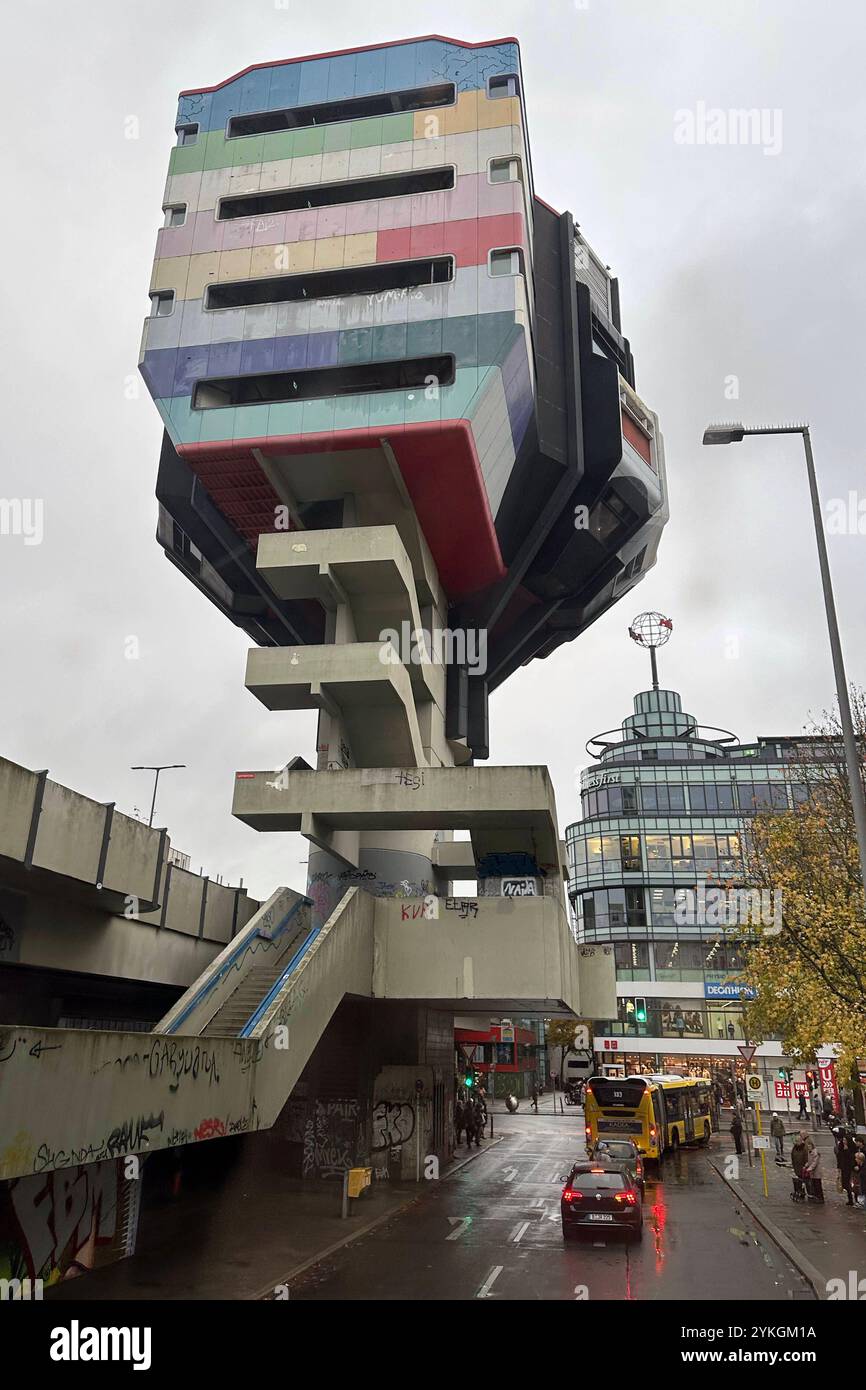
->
752;1135;772;1152
746;1073;766;1104
738;1044;757;1064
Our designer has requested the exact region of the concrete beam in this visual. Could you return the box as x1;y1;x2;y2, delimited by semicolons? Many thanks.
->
431;839;476;875
245;645;427;768
232;765;561;871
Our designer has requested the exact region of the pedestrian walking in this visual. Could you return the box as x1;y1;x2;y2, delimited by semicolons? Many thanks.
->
836;1133;856;1207
798;1092;808;1120
791;1132;811;1202
731;1111;744;1156
454;1097;465;1147
530;1084;539;1113
475;1097;486;1140
463;1100;476;1147
804;1143;825;1202
853;1152;866;1207
471;1098;484;1146
772;1111;790;1158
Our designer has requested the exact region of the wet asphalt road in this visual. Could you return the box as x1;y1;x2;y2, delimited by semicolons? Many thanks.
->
290;1112;814;1301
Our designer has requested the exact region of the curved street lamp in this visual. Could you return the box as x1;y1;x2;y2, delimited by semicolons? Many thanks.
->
701;421;866;902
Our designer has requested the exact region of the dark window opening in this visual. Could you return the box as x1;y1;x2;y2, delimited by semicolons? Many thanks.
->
176;124;199;146
205;256;453;311
227;82;455;138
217;166;455;221
192;353;455;410
489;247;524;277
587;488;638;544
488;74;520;99
150;291;175;317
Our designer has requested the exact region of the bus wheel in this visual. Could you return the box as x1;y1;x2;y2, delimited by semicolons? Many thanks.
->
700;1124;711;1146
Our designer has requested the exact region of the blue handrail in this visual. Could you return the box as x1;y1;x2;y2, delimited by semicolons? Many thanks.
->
164;896;308;1035
239;924;320;1037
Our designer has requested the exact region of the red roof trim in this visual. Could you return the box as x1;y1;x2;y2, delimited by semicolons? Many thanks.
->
179;35;521;97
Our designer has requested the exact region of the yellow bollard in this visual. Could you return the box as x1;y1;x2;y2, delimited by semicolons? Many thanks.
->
756;1102;769;1199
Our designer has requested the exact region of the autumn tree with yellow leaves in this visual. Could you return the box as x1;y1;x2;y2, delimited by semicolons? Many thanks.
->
740;690;866;1080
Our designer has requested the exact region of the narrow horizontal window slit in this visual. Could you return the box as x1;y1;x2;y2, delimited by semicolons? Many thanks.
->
205;256;453;310
192;353;455;409
227;82;455;138
217;167;455;221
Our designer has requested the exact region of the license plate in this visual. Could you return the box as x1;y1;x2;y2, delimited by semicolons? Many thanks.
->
587;1213;614;1222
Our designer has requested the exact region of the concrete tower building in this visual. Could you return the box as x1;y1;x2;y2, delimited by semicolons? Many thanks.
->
141;34;669;925
0;38;669;1281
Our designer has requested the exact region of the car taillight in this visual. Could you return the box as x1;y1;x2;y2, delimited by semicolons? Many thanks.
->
562;1189;583;1202
615;1190;638;1205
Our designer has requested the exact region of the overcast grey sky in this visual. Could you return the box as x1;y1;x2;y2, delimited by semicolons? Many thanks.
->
2;0;864;900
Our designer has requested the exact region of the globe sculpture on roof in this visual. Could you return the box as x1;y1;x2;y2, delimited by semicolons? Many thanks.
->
628;611;673;649
628;612;673;689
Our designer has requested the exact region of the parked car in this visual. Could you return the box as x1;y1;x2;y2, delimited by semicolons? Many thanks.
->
589;1137;645;1192
561;1163;643;1242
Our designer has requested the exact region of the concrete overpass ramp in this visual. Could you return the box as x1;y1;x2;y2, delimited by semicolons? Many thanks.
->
0;883;612;1180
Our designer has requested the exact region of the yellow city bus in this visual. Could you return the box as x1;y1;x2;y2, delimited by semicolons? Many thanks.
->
584;1074;713;1162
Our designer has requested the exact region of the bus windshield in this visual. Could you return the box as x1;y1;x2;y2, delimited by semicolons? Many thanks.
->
587;1079;647;1109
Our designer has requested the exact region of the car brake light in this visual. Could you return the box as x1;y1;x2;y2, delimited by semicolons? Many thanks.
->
615;1190;638;1205
562;1189;582;1202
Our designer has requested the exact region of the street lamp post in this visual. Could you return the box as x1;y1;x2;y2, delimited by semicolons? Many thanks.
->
702;422;866;903
131;764;186;827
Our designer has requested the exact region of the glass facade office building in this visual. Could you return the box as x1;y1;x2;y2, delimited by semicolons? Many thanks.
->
565;684;800;1082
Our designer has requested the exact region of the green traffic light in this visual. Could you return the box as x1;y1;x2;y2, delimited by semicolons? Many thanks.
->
634;997;647;1024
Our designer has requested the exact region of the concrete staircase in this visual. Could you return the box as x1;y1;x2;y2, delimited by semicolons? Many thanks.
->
199;924;310;1038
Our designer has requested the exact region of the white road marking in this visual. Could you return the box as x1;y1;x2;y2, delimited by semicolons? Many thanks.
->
511;1221;530;1243
476;1265;504;1299
446;1216;471;1241
502;1167;518;1182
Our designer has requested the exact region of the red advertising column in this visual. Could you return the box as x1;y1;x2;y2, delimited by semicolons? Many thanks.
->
818;1058;840;1112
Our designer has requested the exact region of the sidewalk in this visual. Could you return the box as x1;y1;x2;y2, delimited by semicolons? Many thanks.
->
46;1140;497;1302
710;1116;866;1297
486;1091;577;1116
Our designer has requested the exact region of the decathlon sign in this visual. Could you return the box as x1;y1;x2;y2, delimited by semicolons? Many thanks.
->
704;980;757;1001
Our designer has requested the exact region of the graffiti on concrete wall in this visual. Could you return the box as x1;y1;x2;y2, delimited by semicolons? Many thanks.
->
0;1157;137;1285
372;1102;415;1152
301;1099;360;1179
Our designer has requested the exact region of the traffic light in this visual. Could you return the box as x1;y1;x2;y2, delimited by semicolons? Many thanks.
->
464;1071;474;1088
778;1068;789;1082
634;997;648;1025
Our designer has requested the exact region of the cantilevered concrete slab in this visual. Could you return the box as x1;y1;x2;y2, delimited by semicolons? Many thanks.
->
245;645;427;769
256;525;421;627
431;838;476;877
233;765;562;873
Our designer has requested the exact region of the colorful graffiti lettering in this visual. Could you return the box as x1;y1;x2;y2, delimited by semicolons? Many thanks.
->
0;1158;133;1285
